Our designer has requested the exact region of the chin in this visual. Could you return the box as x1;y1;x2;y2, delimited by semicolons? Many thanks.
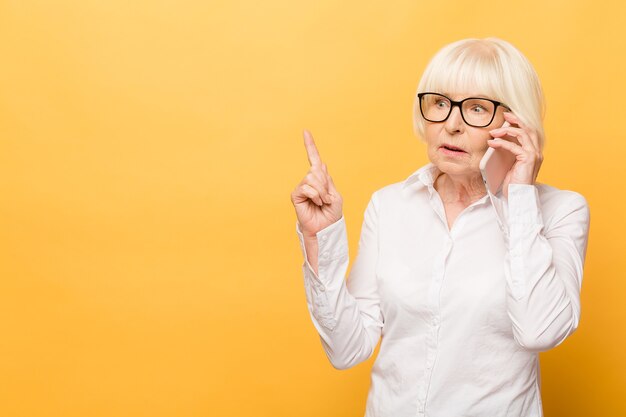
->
433;157;466;171
433;159;477;177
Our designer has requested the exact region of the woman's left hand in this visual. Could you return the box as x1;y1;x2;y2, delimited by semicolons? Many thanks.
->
487;112;543;198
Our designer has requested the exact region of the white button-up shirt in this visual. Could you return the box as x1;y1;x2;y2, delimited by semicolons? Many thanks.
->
295;163;590;417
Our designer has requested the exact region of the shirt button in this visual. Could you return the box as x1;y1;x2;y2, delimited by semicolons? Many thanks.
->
321;235;328;243
322;252;329;259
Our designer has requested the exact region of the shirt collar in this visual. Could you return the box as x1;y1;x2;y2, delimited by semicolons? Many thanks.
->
401;162;441;192
401;162;492;207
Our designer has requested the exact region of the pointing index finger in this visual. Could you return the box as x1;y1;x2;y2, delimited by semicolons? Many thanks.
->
303;129;322;167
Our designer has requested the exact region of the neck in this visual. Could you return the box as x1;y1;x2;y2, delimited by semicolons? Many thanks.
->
434;171;486;205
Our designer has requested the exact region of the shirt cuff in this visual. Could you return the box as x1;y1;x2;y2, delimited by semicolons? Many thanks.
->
506;184;544;300
295;216;348;281
507;184;543;226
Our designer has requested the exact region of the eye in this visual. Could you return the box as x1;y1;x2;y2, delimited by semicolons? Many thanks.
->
434;99;450;109
469;104;487;113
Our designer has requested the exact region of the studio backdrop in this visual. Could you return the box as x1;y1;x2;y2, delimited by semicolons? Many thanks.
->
0;1;624;416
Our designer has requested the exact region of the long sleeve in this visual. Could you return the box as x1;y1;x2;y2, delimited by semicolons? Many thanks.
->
503;184;591;352
295;193;383;369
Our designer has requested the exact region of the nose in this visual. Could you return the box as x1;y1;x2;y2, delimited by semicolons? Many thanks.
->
444;105;464;134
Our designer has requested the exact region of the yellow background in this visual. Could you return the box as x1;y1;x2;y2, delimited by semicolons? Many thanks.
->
1;1;624;416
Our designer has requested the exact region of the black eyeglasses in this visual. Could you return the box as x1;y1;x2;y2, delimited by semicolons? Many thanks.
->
417;92;509;128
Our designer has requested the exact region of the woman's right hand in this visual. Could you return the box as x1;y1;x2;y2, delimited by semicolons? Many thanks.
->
290;130;343;239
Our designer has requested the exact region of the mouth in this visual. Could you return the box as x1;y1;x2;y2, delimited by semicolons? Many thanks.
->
439;143;468;156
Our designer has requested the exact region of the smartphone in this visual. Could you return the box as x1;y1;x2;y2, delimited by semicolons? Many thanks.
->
479;121;518;195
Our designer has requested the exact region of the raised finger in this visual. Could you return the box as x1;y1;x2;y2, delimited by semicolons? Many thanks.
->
309;165;329;187
327;173;338;194
303;130;322;167
318;164;332;190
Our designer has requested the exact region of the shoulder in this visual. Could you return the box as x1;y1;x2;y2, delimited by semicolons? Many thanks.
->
536;182;588;209
369;163;434;204
372;181;407;199
368;180;415;210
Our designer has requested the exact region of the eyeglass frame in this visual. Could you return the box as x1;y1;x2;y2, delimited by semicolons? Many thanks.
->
417;92;510;128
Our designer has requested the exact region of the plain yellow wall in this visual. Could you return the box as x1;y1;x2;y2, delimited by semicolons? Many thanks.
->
1;1;624;416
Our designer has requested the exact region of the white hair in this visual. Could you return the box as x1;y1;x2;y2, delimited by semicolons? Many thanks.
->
413;38;546;148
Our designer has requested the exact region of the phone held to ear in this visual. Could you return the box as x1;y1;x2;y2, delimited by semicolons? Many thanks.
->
479;121;519;195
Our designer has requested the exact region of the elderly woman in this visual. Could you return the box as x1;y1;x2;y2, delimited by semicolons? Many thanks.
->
290;38;590;417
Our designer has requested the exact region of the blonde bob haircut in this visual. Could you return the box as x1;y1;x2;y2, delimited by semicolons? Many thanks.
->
413;38;546;149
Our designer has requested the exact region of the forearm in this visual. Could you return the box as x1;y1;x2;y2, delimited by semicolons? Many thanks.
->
301;253;380;369
296;199;383;369
505;236;578;351
504;185;590;352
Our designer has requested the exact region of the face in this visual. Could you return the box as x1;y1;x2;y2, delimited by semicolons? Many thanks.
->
423;92;507;179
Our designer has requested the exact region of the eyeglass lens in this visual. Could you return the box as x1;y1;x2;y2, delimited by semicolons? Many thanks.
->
420;94;496;127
